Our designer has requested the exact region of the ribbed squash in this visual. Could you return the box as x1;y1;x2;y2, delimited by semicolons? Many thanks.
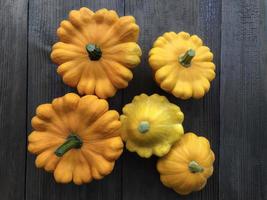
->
157;133;215;195
120;94;184;158
28;93;123;185
149;31;216;99
51;7;142;99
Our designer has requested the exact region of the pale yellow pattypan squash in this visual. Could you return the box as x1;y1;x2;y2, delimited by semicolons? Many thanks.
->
120;94;184;158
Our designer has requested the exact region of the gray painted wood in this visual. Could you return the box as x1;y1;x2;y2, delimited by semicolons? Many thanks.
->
123;0;220;199
0;0;28;199
220;0;267;199
26;1;123;200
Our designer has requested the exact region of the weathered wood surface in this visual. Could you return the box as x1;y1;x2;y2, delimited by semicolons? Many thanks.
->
0;0;266;199
220;0;267;199
0;0;28;199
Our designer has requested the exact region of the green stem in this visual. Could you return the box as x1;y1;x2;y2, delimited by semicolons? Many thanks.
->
188;161;204;173
86;44;102;61
138;121;150;134
179;49;195;67
55;134;83;157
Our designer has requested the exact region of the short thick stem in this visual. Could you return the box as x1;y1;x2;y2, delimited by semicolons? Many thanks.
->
179;49;195;67
188;161;204;173
138;121;150;134
55;134;83;157
86;44;102;61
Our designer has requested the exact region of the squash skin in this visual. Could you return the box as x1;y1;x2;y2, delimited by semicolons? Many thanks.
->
120;94;184;158
157;133;215;195
149;31;216;99
28;93;123;185
51;8;142;99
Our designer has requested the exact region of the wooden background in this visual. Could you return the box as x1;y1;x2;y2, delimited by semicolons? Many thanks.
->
1;0;267;199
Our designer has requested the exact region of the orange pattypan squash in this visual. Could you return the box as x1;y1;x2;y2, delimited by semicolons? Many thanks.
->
149;31;215;99
157;133;215;195
28;93;123;185
51;7;142;99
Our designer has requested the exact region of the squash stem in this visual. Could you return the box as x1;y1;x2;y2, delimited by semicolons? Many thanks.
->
188;161;204;173
86;44;102;61
55;134;83;157
179;49;195;67
138;121;150;134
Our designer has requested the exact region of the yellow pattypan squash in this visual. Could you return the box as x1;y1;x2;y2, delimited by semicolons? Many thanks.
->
157;133;215;195
51;7;142;99
149;31;216;99
28;93;123;185
120;93;184;158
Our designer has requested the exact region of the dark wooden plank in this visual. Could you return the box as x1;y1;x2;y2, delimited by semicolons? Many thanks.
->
0;0;28;200
26;1;124;200
123;0;221;199
220;0;267;199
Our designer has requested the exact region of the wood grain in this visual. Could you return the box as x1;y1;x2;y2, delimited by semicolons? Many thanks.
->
26;1;123;200
220;0;267;199
0;0;28;199
0;0;266;199
123;0;221;199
